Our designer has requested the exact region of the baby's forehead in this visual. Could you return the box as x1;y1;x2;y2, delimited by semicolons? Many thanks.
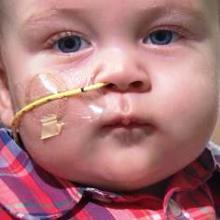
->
5;0;218;15
11;0;216;22
1;0;218;32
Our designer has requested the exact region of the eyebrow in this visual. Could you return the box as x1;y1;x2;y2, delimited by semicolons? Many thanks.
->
21;8;88;28
138;2;208;24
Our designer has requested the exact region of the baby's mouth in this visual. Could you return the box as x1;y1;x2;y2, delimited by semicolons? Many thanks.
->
100;115;155;144
103;116;150;128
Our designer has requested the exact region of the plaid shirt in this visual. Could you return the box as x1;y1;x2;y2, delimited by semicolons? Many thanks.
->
0;128;219;220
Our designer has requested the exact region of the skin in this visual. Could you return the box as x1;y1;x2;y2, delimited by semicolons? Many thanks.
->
0;0;219;193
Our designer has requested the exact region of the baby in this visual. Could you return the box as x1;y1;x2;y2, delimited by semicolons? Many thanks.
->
0;0;219;219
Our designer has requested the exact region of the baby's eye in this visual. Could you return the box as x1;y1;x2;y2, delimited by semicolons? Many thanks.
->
54;35;90;53
144;30;179;45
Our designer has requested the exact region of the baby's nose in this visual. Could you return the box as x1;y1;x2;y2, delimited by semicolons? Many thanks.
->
93;48;151;93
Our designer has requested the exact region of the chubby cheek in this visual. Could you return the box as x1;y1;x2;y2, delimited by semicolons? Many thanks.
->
18;98;99;175
14;71;102;144
17;80;105;170
153;58;218;162
160;82;216;131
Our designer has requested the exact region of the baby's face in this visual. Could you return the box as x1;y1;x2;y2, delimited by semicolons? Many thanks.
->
0;0;219;191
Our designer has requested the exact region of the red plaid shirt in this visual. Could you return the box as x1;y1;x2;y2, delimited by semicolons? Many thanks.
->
0;128;219;219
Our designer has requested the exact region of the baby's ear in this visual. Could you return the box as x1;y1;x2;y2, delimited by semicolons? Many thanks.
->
0;64;13;127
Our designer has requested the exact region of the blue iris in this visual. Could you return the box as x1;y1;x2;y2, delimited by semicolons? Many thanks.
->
147;30;175;45
57;36;82;53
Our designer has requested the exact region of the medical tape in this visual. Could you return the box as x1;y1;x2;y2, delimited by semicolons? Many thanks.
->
11;82;107;138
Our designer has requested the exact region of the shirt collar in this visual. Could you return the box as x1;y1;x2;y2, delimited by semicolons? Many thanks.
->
0;128;218;219
167;146;216;192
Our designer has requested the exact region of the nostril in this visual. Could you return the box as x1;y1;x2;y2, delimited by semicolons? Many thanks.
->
104;81;147;92
106;83;117;90
131;81;143;88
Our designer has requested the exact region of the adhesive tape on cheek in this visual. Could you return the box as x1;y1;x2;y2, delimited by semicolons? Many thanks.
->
11;73;107;140
25;73;68;120
40;114;65;140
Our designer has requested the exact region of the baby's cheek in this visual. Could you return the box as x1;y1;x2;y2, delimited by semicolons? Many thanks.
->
16;72;106;143
164;82;217;143
25;73;68;120
13;73;72;142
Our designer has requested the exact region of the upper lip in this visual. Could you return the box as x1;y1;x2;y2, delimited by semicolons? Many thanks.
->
101;114;152;128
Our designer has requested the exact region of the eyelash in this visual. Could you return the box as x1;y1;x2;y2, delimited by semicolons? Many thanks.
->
143;26;188;45
45;31;91;53
144;30;179;45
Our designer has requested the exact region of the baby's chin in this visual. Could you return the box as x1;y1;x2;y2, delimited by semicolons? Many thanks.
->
56;156;175;193
69;168;169;193
90;179;169;195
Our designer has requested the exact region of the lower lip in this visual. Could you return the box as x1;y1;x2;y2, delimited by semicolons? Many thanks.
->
102;124;154;141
